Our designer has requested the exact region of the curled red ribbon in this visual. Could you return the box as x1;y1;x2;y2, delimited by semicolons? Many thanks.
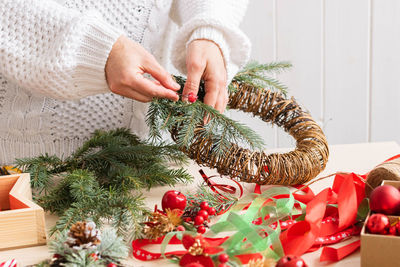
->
199;169;243;199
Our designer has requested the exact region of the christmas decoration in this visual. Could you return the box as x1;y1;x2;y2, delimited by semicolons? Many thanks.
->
365;155;400;196
247;257;276;267
16;128;192;239
162;190;187;211
369;185;400;215
38;221;128;267
276;255;308;267
187;92;198;103
0;259;17;267
148;62;329;185
366;214;390;234
143;209;183;240
134;170;371;265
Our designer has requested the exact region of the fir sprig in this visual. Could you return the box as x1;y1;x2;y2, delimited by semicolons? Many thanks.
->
16;129;192;239
147;61;291;155
231;61;292;96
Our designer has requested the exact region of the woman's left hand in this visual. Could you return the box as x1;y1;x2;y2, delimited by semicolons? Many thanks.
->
183;39;228;114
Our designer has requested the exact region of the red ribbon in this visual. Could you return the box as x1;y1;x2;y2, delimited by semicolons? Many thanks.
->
199;169;243;199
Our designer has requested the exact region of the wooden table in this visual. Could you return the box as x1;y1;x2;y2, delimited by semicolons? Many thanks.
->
1;142;399;266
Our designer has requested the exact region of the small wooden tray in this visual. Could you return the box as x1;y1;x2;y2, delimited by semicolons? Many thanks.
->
0;173;46;250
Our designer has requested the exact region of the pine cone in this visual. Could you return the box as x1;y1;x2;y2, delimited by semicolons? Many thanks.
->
65;221;101;250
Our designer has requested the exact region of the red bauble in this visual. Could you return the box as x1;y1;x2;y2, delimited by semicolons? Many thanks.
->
366;213;390;234
197;210;209;220
194;215;205;225
200;202;209;210
276;255;308;267
395;222;400;235
188;92;198;103
218;253;229;263
197;225;206;234
370;185;400;215
107;263;117;267
207;207;216;216
162;190;187;212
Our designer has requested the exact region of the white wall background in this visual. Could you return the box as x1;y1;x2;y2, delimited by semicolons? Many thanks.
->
232;0;400;148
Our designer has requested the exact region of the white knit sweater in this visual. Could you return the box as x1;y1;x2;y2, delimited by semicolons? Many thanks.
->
0;0;250;164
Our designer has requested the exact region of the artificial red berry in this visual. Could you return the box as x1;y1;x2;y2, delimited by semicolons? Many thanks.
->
107;263;117;267
194;215;205;225
197;210;209;220
200;201;209;211
184;217;192;222
218;264;228;267
389;225;397;235
177;225;185;231
197;225;206;234
90;253;99;261
366;213;390;234
276;255;308;267
162;190;187;212
207;206;216;216
188;92;198;103
53;254;62;259
218;253;229;263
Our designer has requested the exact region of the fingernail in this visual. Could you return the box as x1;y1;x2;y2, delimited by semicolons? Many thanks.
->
171;79;180;90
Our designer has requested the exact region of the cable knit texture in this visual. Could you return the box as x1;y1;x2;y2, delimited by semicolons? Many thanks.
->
0;0;250;164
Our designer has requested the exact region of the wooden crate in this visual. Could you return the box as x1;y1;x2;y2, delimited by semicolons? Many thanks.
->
0;173;47;250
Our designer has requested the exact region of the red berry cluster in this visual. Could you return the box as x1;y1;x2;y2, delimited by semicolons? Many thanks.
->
217;253;229;267
193;201;217;234
366;213;400;235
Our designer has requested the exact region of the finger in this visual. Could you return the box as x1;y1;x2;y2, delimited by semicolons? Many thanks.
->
112;85;152;102
183;60;206;101
131;73;179;101
215;89;228;114
142;56;180;91
203;79;220;110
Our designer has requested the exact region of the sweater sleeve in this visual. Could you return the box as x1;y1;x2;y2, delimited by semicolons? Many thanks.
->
0;0;123;100
170;0;251;83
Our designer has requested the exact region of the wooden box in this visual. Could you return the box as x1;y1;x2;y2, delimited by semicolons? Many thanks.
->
361;180;400;267
0;173;46;250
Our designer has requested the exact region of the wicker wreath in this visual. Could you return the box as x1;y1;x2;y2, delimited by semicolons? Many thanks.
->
171;82;329;185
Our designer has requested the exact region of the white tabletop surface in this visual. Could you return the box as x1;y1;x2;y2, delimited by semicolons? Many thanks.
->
1;141;399;267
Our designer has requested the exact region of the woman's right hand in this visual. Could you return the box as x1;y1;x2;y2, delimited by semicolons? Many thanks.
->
105;35;180;102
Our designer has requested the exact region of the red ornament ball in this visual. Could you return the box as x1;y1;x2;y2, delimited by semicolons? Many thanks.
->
218;253;229;263
194;215;205;225
396;222;400;235
197;225;206;234
207;207;216;216
366;213;390;234
276;255;308;267
162;190;187;212
107;263;117;267
188;92;198;103
200;201;209;210
370;185;400;215
197;210;209;220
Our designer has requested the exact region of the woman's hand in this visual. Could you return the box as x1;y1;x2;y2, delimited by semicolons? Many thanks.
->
106;35;180;102
183;40;228;113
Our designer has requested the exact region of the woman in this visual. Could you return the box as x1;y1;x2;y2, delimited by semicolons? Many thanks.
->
0;0;250;164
